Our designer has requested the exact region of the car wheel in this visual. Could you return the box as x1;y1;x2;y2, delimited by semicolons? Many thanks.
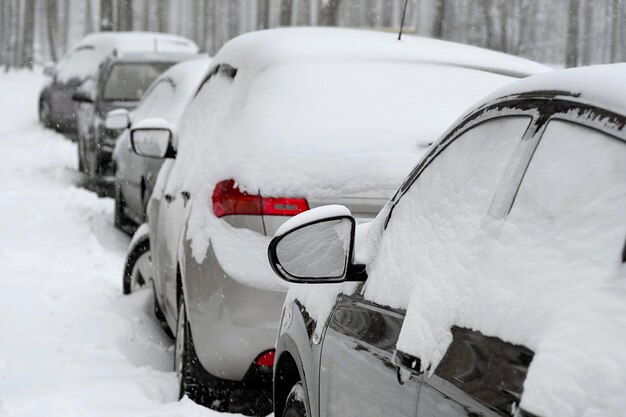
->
283;382;307;417
39;100;51;128
114;183;133;233
121;232;150;295
175;296;228;410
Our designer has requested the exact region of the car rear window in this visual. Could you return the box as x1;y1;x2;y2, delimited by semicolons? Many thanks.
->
103;63;173;101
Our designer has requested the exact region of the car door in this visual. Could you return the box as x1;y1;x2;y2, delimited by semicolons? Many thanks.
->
357;111;537;417
416;327;534;417
319;288;422;417
151;157;192;326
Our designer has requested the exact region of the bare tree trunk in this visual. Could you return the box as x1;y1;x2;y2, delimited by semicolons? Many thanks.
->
0;0;6;67
320;0;340;26
85;0;94;35
158;0;168;32
21;0;35;68
499;0;508;52
45;0;58;61
610;0;620;62
100;0;113;31
581;0;593;65
117;0;133;31
566;0;580;67
203;0;214;53
280;0;293;26
257;0;270;29
432;0;446;39
60;0;70;53
7;0;17;70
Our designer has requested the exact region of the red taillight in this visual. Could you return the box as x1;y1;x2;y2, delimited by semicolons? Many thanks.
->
212;179;309;218
262;197;309;216
255;349;275;367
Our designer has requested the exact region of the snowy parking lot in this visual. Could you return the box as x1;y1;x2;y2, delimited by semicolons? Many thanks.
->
0;71;231;416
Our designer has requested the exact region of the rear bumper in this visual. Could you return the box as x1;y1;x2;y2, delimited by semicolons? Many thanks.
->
183;237;286;382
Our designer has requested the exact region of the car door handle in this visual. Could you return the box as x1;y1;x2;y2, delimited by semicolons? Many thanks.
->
392;350;422;384
180;191;191;207
164;194;174;203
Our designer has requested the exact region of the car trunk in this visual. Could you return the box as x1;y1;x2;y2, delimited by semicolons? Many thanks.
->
262;189;391;236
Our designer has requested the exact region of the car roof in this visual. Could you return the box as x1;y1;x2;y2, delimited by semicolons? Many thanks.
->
107;52;204;64
75;31;199;55
479;63;626;115
212;27;550;79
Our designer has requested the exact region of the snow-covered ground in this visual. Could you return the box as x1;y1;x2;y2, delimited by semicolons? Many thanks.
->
0;71;227;416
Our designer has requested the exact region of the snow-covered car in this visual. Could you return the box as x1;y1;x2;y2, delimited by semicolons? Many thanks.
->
112;56;211;234
38;31;198;135
73;51;199;180
129;28;548;414
268;63;626;417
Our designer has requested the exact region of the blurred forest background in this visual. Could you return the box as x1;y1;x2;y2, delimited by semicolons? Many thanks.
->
1;0;625;70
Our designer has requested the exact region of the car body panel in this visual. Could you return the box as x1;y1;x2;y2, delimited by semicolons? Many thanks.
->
319;291;421;417
182;236;285;380
275;88;626;417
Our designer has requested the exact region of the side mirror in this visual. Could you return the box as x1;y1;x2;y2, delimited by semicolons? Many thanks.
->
130;118;176;159
43;63;57;77
72;90;93;103
268;205;365;283
105;108;130;130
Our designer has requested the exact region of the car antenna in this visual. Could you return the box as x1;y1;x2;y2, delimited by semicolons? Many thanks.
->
398;0;410;41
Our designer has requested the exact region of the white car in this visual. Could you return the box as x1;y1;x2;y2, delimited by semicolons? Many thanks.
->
129;27;549;414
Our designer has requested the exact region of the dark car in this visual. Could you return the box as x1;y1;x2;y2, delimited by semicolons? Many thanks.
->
111;56;211;233
73;52;198;181
39;32;198;135
268;64;626;417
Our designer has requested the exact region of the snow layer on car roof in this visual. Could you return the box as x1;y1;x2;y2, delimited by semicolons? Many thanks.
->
77;31;199;54
171;29;549;292
480;62;626;114
212;27;550;78
56;32;198;82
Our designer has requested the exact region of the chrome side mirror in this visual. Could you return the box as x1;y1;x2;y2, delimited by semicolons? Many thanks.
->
268;205;365;283
130;118;176;159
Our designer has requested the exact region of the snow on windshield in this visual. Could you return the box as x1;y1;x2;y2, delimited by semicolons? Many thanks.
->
362;116;626;417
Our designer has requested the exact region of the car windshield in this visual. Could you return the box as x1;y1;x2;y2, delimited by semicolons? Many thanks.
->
103;62;173;101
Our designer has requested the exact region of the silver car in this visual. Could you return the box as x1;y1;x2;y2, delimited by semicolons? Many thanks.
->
129;28;548;415
112;57;211;233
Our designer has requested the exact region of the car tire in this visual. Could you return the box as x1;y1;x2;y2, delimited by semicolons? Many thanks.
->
114;183;133;233
121;232;150;295
175;296;228;411
39;99;52;128
282;382;307;417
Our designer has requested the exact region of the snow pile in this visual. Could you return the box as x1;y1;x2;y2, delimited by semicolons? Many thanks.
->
168;28;542;288
0;70;229;417
360;113;626;414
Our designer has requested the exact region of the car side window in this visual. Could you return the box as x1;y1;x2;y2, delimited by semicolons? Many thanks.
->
508;119;626;266
364;116;531;306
